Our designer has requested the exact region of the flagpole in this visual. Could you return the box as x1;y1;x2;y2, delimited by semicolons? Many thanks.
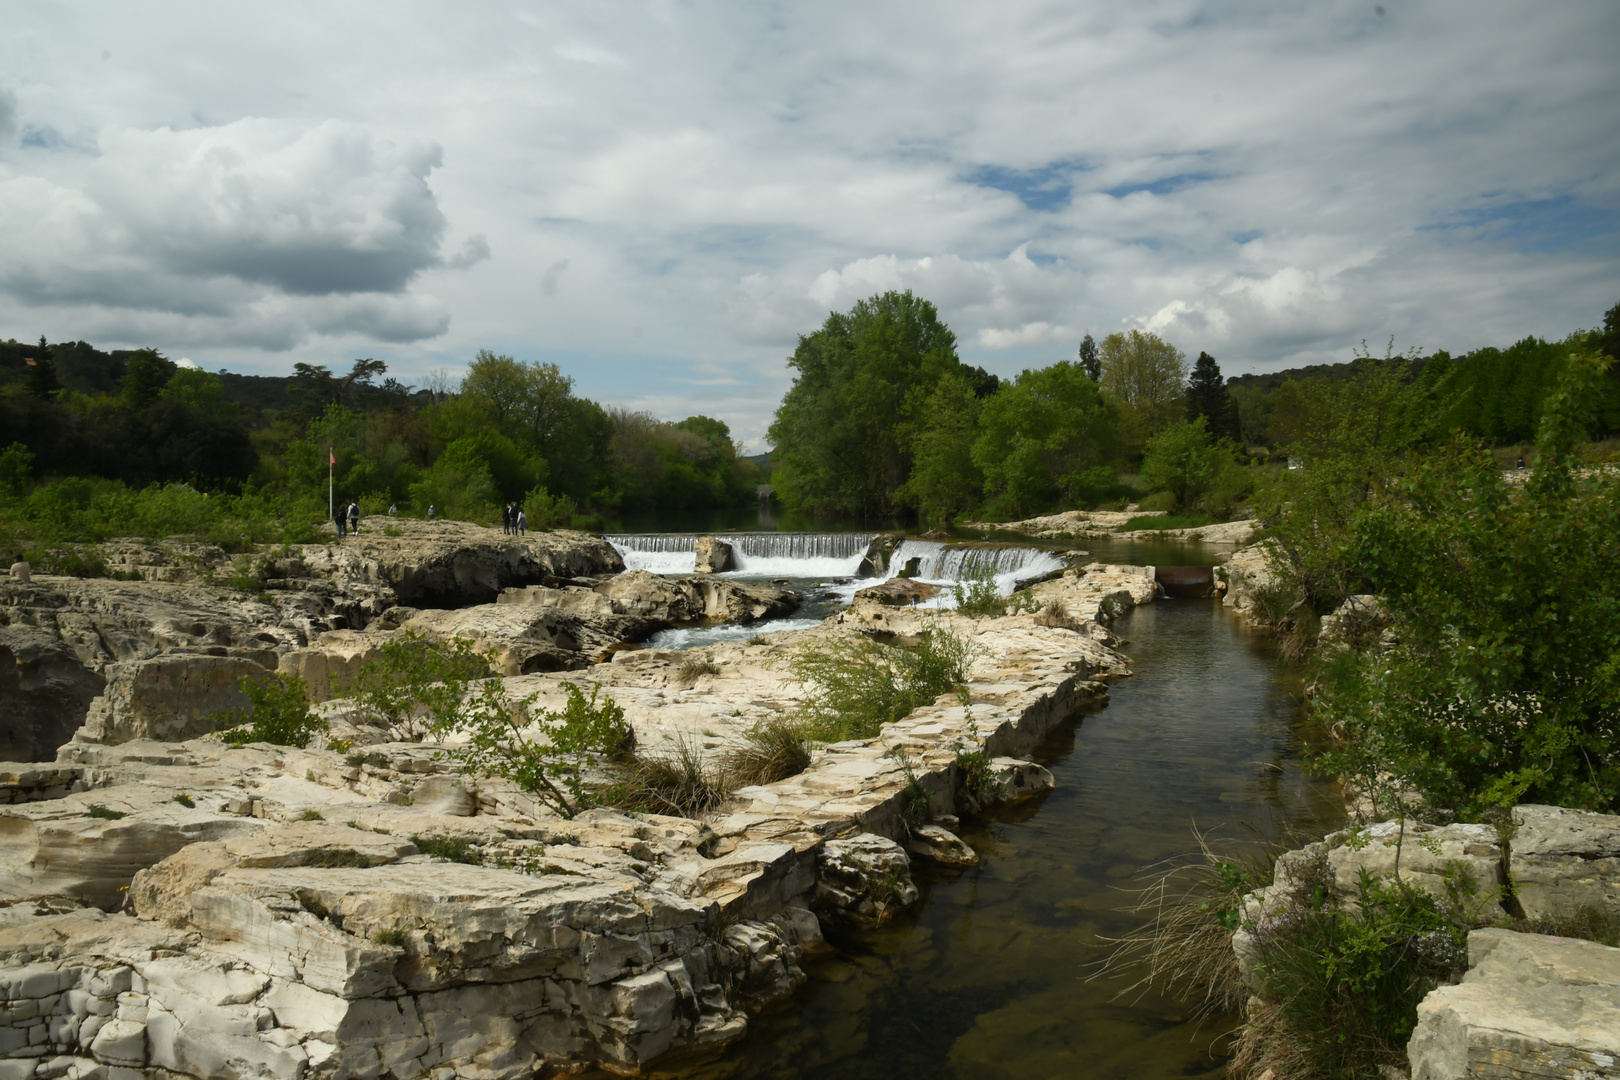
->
328;447;333;522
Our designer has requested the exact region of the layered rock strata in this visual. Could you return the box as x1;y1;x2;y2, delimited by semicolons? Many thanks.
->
0;562;1152;1077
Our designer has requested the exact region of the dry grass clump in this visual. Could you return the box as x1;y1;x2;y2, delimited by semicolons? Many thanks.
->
726;717;813;786
1034;599;1081;631
610;734;734;817
675;653;721;688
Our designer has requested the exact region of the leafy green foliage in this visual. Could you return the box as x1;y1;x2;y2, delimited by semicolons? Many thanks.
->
1237;867;1477;1080
445;680;632;819
84;804;126;820
350;631;493;739
410;834;483;864
788;624;977;742
1314;346;1620;815
1098;329;1189;451
972;361;1119;516
769;290;962;518
216;672;328;748
951;558;1005;617
897;371;983;524
1185;351;1239;441
1139;416;1223;511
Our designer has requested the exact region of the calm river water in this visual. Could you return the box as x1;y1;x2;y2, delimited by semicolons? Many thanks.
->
647;597;1344;1079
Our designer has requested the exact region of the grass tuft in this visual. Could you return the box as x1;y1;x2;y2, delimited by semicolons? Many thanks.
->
725;717;813;787
410;834;482;864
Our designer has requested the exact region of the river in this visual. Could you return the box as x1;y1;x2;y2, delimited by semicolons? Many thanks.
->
636;594;1343;1078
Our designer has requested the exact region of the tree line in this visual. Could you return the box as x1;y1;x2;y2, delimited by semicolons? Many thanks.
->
767;291;1620;524
0;338;762;553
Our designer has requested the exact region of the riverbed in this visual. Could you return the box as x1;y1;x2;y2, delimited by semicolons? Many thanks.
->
644;597;1344;1078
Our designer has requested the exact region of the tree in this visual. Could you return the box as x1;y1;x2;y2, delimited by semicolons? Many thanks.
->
768;290;960;519
461;351;576;454
897;371;983;524
25;337;60;398
1078;333;1102;382
1140;417;1223;511
972;361;1119;516
1316;345;1620;816
1098;330;1188;450
121;349;178;410
1185;351;1239;442
161;367;227;413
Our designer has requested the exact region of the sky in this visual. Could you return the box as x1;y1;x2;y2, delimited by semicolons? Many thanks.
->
1;2;1616;449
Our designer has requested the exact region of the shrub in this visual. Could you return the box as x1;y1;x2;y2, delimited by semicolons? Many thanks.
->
788;623;977;743
1234;867;1477;1080
445;680;633;819
84;804;126;820
609;734;734;817
172;793;195;808
410;834;482;864
952;558;1005;617
675;653;720;689
521;486;578;529
297;808;324;821
889;749;932;828
350;631;493;739
953;745;1005;813
216;672;327;748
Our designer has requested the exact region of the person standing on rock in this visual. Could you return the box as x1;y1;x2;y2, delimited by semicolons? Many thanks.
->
516;507;526;535
334;502;346;539
348;501;360;536
428;504;436;520
388;504;397;518
501;502;512;534
9;554;31;581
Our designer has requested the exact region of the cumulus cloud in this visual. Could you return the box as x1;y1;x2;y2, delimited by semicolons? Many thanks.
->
0;86;17;143
0;117;460;346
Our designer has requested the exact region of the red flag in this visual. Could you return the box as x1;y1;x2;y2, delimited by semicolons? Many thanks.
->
329;448;336;466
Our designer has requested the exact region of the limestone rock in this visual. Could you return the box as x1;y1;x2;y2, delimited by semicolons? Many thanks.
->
75;654;270;747
906;824;978;867
1409;928;1620;1080
854;578;942;607
694;536;734;574
814;834;919;921
988;757;1056;802
1511;804;1620;922
0;624;104;762
593;571;797;625
1319;594;1394;649
1221;543;1284;626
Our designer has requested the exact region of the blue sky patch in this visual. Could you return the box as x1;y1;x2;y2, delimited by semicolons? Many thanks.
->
1102;171;1219;199
964;160;1084;212
1422;194;1620;256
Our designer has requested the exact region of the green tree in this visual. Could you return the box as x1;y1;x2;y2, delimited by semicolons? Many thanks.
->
768;290;960;519
1098;330;1188;450
1078;333;1102;382
897;371;983;524
973;361;1119;516
1185;351;1239;442
1316;345;1620;816
161;367;228;413
121;349;178;410
1140;417;1222;511
26;337;60;398
462;351;576;454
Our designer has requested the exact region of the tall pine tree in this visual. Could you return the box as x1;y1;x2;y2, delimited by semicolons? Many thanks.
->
1078;333;1102;381
1185;351;1239;442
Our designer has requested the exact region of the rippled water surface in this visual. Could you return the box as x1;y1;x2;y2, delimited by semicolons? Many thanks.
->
649;598;1344;1080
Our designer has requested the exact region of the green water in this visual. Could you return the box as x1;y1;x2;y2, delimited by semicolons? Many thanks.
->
657;599;1343;1079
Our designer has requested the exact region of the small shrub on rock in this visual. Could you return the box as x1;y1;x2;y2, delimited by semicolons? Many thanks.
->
216;672;327;749
789;622;978;743
351;631;492;740
726;717;813;786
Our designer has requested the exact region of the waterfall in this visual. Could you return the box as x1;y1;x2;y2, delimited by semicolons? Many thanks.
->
606;533;878;577
886;539;1066;597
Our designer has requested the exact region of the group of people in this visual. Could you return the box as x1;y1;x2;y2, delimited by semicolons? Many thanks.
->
502;502;527;535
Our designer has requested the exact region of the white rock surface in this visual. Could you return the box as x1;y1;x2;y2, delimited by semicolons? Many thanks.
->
1511;804;1620;922
1409;928;1620;1080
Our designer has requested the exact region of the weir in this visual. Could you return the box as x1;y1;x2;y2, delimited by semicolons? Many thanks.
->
607;532;878;577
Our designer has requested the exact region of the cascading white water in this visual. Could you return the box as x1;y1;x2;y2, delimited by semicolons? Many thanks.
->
606;533;878;578
885;539;1066;600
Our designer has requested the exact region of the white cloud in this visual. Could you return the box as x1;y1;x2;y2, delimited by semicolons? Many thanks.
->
0;1;1614;423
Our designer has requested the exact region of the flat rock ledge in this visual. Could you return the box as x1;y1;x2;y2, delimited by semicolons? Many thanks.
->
0;567;1151;1079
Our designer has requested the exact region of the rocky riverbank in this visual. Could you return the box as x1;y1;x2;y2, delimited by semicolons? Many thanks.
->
960;509;1258;545
0;524;1159;1078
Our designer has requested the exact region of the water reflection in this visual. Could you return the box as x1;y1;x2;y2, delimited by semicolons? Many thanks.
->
645;599;1342;1079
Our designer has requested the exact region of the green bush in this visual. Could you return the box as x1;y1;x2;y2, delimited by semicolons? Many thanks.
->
521;486;578;528
446;680;633;819
726;716;813;786
410;834;483;864
350;631;493;739
788;623;977;742
952;558;1005;617
216;672;327;748
1236;867;1476;1079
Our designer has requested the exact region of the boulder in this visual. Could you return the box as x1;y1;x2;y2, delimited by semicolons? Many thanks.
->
814;834;919;922
906;824;978;867
1510;804;1620;922
74;654;271;746
1319;594;1394;649
694;537;734;574
592;571;797;625
0;625;105;762
988;757;1056;802
854;578;942;607
1221;543;1284;626
1408;928;1620;1080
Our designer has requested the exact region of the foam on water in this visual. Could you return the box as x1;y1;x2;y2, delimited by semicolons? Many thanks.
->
607;533;877;578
